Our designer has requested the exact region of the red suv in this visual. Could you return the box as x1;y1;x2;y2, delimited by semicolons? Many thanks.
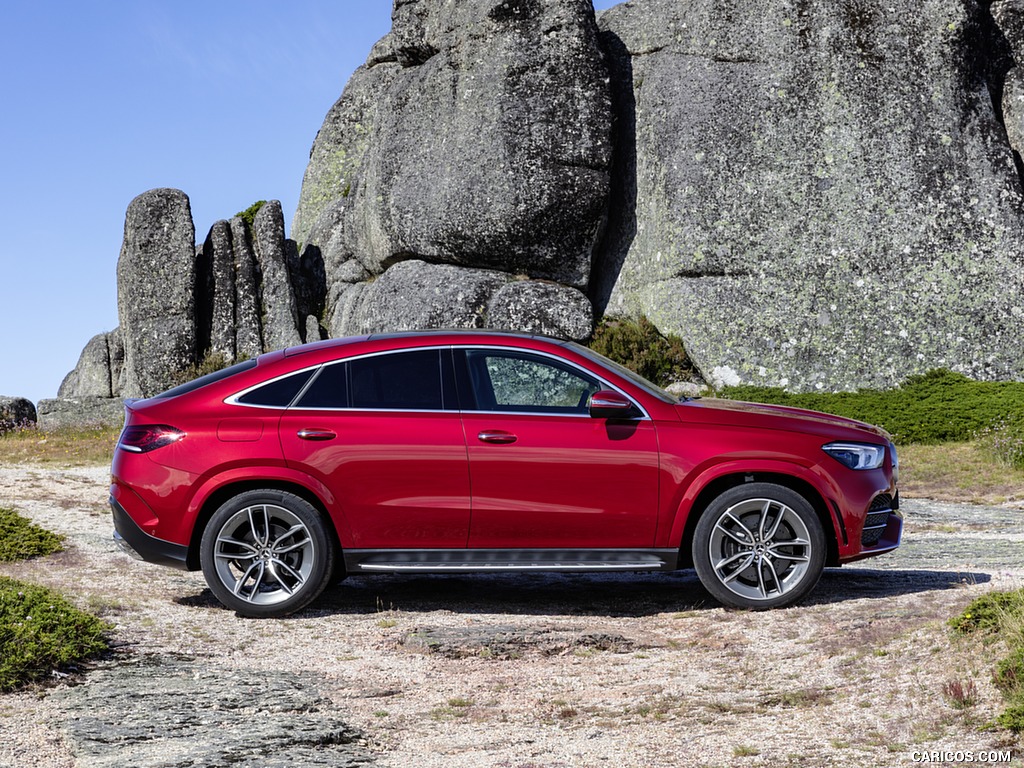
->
111;331;901;617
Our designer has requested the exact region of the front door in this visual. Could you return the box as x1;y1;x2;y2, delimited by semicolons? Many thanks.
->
458;348;660;549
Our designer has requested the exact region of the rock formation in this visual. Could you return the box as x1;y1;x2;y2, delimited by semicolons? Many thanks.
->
294;0;611;339
595;0;1024;390
58;197;319;404
54;0;1024;413
0;396;36;432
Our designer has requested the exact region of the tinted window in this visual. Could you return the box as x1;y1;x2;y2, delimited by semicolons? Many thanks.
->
351;350;443;410
295;363;349;409
236;369;314;407
154;359;258;400
465;351;600;414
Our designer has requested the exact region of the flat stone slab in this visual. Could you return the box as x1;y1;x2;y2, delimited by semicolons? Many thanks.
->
51;658;373;767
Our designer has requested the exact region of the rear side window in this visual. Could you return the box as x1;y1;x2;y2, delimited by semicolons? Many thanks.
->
351;350;442;410
236;369;314;407
295;363;349;409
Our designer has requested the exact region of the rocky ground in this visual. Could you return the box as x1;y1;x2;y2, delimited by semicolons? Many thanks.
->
0;464;1022;767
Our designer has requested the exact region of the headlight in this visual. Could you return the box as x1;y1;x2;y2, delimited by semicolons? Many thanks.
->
822;442;886;470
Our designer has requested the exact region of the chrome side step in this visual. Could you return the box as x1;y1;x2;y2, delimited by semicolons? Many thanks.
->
344;548;679;574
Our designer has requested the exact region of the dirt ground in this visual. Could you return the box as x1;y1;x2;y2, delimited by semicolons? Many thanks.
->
0;464;1022;767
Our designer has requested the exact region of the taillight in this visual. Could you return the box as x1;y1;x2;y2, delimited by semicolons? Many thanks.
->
118;425;186;453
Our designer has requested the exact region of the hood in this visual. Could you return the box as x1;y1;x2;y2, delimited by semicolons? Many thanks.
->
679;398;891;442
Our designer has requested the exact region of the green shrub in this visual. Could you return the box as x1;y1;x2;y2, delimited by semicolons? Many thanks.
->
235;200;267;230
719;369;1024;444
949;589;1024;636
588;317;693;387
0;508;62;562
0;577;109;691
950;589;1024;733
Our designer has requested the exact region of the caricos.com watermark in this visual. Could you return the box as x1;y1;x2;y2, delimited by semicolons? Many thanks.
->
910;751;1013;764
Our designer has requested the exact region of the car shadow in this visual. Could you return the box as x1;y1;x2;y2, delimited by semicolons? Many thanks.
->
177;567;992;618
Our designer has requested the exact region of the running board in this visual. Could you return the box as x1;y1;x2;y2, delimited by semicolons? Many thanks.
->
343;548;679;574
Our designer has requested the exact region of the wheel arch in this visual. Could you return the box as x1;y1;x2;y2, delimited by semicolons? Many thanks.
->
677;471;840;569
186;479;342;571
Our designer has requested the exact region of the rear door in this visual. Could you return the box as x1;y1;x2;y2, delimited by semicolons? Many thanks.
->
458;348;660;549
279;348;472;549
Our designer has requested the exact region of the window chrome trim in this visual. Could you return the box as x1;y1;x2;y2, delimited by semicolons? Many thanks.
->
224;343;650;420
455;344;650;420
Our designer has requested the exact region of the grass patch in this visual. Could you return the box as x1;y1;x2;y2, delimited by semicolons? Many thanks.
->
950;589;1024;732
0;509;62;562
719;369;1024;445
0;425;120;466
0;576;109;691
897;442;1024;505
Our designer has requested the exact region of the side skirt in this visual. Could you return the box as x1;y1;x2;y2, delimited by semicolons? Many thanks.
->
343;548;680;574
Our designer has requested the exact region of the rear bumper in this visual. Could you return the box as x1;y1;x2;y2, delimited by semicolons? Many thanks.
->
110;497;189;570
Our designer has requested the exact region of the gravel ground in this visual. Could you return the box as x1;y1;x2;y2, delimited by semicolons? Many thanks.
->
0;464;1022;767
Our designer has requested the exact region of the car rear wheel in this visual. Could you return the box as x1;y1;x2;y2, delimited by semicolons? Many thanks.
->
692;483;826;610
199;489;335;618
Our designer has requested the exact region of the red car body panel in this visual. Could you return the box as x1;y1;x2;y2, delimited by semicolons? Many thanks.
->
279;409;472;548
462;412;660;548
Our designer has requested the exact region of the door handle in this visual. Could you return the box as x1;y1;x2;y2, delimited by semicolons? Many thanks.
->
477;430;517;444
297;428;336;441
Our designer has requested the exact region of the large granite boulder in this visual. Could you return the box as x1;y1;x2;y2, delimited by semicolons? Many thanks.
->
58;329;124;399
294;0;613;289
0;396;36;433
597;0;1024;390
117;189;197;398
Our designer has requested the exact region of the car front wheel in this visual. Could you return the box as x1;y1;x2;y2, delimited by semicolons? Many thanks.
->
692;483;826;610
199;489;335;618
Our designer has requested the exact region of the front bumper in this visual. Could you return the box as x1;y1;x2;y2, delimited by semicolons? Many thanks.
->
110;496;189;570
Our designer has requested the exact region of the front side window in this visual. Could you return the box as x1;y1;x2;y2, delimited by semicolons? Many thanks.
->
465;350;601;414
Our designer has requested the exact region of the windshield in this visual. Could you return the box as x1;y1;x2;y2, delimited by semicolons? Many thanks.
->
565;342;677;403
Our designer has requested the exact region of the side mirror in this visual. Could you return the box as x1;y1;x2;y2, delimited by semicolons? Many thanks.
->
588;390;638;419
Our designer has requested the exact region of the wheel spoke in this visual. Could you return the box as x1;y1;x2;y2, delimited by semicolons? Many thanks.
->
757;500;773;540
756;560;769;598
216;550;257;562
721;553;756;583
247;506;270;547
271;524;311;554
763;505;786;541
266;563;295;595
233;561;264;598
714;515;753;546
714;550;755;574
763;557;783;595
217;536;256;553
271;558;306;588
767;545;810;563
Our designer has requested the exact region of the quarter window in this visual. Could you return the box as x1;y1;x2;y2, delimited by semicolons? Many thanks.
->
236;369;315;407
464;350;601;414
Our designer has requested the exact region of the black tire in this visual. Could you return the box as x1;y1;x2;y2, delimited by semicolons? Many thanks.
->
692;483;826;610
199;489;335;618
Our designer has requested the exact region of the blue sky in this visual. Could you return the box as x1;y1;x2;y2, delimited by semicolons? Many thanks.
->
0;1;620;405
